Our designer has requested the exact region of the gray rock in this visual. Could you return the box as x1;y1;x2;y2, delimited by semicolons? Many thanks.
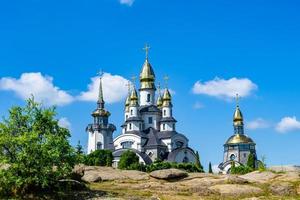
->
209;184;263;197
269;165;300;173
81;170;102;183
225;175;249;184
269;182;296;196
149;169;188;180
239;171;277;184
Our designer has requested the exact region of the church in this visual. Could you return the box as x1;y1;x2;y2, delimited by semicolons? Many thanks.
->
218;98;258;174
86;47;197;167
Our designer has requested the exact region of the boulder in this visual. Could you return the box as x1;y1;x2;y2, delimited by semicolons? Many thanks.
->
274;171;300;182
239;171;277;184
81;170;102;183
225;175;249;184
150;169;188;180
269;165;300;173
269;182;296;196
209;184;263;197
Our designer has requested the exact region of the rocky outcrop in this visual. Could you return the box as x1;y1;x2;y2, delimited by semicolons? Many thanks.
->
269;182;296;196
269;165;300;173
239;171;278;184
149;169;188;180
209;184;263;197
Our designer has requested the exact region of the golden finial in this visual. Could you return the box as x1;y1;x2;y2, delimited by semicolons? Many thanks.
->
97;69;104;79
143;43;150;59
125;81;131;95
131;75;137;87
157;82;161;95
163;75;169;88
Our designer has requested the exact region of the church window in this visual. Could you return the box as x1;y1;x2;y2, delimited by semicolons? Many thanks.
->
230;154;236;161
163;109;166;116
126;115;128;119
172;124;175;130
130;109;133;115
139;123;142;130
163;124;165;130
148;117;153;124
147;94;151;102
175;141;184;148
96;142;102;150
243;153;247;158
121;141;133;149
129;123;132;130
148;151;153;157
183;156;189;163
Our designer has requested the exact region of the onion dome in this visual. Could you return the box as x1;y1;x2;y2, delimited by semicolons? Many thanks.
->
129;88;139;106
140;58;156;90
233;106;244;126
157;95;163;108
162;88;172;107
225;134;255;145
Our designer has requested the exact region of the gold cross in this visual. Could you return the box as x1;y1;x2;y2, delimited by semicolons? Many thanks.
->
163;75;169;88
143;43;150;59
97;69;104;79
125;81;131;94
131;76;137;87
157;82;161;95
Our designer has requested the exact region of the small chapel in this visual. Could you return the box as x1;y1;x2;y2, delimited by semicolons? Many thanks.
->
86;46;197;167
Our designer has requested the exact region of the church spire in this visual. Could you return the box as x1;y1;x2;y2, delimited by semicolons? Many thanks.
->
140;44;156;90
233;94;244;134
162;76;172;107
97;70;105;109
156;82;163;108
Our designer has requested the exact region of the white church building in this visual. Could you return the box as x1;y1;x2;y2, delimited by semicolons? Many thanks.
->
86;47;197;167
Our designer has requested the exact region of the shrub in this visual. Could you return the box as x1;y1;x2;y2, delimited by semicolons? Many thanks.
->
0;98;76;196
145;161;204;173
246;153;256;169
231;165;253;175
84;150;113;166
208;162;213;173
118;150;139;170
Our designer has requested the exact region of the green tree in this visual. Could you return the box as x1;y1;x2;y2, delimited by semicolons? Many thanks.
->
195;151;203;171
118;150;139;170
247;153;256;169
208;162;213;173
75;140;85;164
84;150;113;166
0;98;76;196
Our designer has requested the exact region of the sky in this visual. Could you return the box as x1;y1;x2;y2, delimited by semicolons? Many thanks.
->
0;0;300;170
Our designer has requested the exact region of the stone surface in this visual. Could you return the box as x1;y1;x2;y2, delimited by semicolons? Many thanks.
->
274;171;300;182
269;165;300;173
225;175;249;184
149;169;188;180
239;171;278;184
269;182;296;196
209;184;263;196
82;170;102;183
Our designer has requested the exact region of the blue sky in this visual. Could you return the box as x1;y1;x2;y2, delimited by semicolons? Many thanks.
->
0;0;300;169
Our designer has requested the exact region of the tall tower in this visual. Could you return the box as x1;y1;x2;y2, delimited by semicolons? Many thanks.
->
139;44;156;106
86;72;116;154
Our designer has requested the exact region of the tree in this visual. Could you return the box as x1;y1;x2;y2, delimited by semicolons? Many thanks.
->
195;151;203;171
0;98;76;196
118;150;139;170
84;150;113;166
247;153;256;169
208;162;213;173
75;140;85;164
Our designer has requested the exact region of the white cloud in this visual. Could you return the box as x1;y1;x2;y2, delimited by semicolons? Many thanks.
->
58;117;71;129
246;118;271;130
78;72;129;104
276;116;300;133
192;77;257;100
0;72;74;106
119;0;135;6
193;101;204;109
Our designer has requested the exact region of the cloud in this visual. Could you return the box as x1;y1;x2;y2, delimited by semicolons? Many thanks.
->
0;72;74;106
119;0;135;6
192;77;257;100
78;72;129;104
58;117;71;129
193;101;204;109
246;118;271;130
276;116;300;133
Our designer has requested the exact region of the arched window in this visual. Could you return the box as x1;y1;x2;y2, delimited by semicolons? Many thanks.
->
175;141;184;149
230;154;236;161
121;141;134;149
129;123;132;130
163;124;166;130
96;142;102;150
172;124;175;130
147;94;151;102
163;109;166;116
130;109;133;115
148;117;153;124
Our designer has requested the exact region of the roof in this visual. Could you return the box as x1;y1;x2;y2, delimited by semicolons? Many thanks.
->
160;117;177;123
167;147;195;162
144;127;161;146
125;117;143;122
225;134;255;145
139;105;161;113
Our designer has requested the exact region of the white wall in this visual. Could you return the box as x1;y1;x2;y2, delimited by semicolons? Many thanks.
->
140;90;155;106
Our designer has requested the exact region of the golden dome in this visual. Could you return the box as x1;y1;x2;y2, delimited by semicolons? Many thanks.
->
157;95;163;108
140;59;156;90
162;88;172;107
233;106;244;125
92;108;110;117
226;134;254;145
129;88;139;106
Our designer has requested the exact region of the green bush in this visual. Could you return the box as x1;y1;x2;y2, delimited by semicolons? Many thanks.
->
231;165;253;175
84;150;113;166
145;161;204;173
246;153;256;169
0;98;76;196
118;150;139;170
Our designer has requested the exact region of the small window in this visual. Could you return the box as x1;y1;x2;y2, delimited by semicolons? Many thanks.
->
147;94;151;102
121;141;134;149
230;154;236;161
125;115;128;119
148;117;153;124
183;156;189;163
130;109;133;115
96;142;102;150
163;124;165;130
129;123;132;130
244;153;247;158
163;109;166;116
148;151;153;157
139;123;142;130
175;141;184;148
